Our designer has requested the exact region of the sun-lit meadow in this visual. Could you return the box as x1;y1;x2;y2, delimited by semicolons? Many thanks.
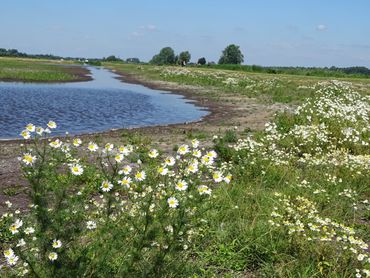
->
0;58;87;82
105;63;370;104
1;64;369;277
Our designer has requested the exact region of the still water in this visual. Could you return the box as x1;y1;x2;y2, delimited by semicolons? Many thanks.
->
0;67;208;139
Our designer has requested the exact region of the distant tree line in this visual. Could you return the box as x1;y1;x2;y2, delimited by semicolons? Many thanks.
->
101;56;142;64
0;48;63;60
2;46;369;78
0;47;91;61
102;55;123;62
149;44;244;66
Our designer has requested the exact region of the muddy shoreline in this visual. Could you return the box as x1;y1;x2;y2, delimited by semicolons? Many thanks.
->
108;67;233;127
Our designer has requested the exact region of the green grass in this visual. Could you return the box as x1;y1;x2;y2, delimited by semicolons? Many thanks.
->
0;57;85;82
105;63;370;104
205;64;370;79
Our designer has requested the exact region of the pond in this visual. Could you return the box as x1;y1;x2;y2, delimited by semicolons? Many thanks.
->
0;67;208;139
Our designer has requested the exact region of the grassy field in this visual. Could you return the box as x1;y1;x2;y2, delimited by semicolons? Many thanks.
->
0;57;90;82
105;63;370;104
0;63;369;277
203;64;370;79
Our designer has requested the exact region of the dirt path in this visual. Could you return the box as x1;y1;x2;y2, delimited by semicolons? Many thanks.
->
0;68;290;211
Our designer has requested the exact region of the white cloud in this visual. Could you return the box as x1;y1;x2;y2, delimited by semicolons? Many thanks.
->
147;24;157;31
130;24;157;39
139;24;157;31
316;24;327;31
131;31;141;37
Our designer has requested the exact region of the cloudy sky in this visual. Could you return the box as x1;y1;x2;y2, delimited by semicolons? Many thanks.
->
1;0;370;67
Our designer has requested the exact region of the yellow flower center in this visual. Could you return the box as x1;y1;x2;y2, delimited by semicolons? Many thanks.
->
24;155;33;162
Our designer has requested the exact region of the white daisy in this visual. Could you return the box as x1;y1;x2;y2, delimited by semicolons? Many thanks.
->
212;171;224;183
48;252;58;261
177;144;190;155
22;153;36;166
119;165;132;175
86;220;97;230
3;248;14;258
9;219;23;234
118;176;132;188
26;123;35;132
20;130;31;139
157;167;168;176
192;149;202;158
148;149;159;158
87;142;99;152
114;153;124;163
36;127;44;135
73;138;82;147
135;171;146;181
167;197;179;208
49;139;62;149
101;180;113;192
52;239;62;249
191;139;199;148
198;185;212;195
70;164;84;176
7;255;19;266
118;145;131;155
47;121;57;129
104;143;114;152
175;180;188;191
164;156;176;166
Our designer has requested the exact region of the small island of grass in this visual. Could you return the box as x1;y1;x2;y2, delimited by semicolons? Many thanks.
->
0;57;91;83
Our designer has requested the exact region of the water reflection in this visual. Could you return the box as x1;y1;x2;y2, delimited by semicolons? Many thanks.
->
0;67;208;139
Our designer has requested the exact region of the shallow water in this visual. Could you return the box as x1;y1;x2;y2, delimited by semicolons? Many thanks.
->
0;67;208;139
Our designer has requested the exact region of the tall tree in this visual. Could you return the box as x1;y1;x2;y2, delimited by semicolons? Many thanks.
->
179;51;191;66
103;55;122;62
150;47;176;65
218;44;244;64
197;57;206;65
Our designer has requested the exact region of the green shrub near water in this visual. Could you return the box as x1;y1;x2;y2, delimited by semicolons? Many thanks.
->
1;126;232;277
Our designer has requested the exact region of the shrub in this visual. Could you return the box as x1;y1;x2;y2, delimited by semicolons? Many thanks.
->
1;125;232;277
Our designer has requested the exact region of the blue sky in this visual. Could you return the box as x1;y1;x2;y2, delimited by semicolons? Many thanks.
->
1;0;370;67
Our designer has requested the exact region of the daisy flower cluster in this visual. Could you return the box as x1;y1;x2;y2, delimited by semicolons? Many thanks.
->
231;80;370;173
223;80;369;276
269;193;370;277
158;67;282;93
1;123;232;276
